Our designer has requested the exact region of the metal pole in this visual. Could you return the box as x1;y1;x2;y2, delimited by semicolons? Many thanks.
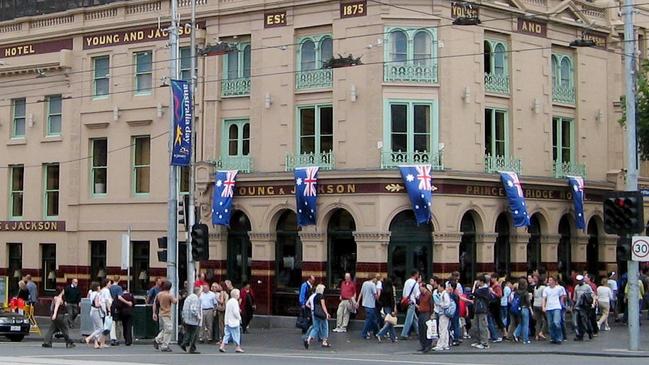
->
187;0;197;293
168;0;179;343
127;225;131;293
623;0;640;351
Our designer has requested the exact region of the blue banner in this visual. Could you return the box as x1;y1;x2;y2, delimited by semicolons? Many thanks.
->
171;79;192;166
398;165;433;225
568;176;586;230
294;166;319;227
212;170;238;226
499;171;530;227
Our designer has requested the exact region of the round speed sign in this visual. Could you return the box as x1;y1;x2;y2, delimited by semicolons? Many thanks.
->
632;238;649;261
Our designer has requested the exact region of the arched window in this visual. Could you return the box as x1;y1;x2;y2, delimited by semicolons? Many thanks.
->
587;217;600;276
227;49;239;79
413;31;431;66
327;209;357;286
558;215;572;280
527;214;543;273
551;55;559;87
494;213;510;276
320;37;333;67
460;212;477;285
300;40;316;71
494;43;506;75
227;211;252;286
242;45;251;78
228;124;238;155
388;210;433;288
275;210;302;289
483;41;492;73
390;30;407;64
560;57;572;87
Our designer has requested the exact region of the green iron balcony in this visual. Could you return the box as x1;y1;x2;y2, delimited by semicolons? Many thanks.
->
384;62;438;84
484;72;510;95
552;84;576;105
553;160;586;179
214;155;253;173
380;150;444;170
484;154;522;175
295;69;333;90
221;77;251;97
285;151;335;171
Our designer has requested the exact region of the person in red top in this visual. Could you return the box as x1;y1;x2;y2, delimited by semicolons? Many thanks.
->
333;273;356;333
194;273;207;288
239;282;255;334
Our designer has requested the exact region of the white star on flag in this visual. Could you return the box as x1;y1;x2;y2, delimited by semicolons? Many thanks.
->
406;174;414;182
216;180;223;187
296;177;303;185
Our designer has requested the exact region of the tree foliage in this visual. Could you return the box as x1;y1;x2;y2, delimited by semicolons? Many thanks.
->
620;59;649;160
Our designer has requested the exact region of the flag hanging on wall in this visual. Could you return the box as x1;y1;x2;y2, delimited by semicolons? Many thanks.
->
294;166;319;227
399;165;433;225
567;176;586;230
212;170;238;226
499;171;530;227
170;79;193;166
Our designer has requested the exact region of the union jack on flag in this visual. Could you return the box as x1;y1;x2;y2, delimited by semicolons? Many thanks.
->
416;165;433;191
221;170;237;198
294;166;319;227
212;170;238;226
302;167;318;197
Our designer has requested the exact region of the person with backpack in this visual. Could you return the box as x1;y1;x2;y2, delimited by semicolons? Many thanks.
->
532;274;547;340
512;278;532;344
432;282;455;351
572;275;594;341
399;270;420;339
487;274;503;343
470;275;492;349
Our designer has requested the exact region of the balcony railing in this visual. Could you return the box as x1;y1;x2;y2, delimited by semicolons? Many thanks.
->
384;62;438;84
553;160;586;178
221;78;251;97
484;154;522;175
285;151;335;171
380;150;444;170
484;72;510;95
553;84;576;105
295;69;333;90
214;155;253;174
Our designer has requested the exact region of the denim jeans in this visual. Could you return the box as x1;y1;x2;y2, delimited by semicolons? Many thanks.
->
309;315;329;340
361;306;379;338
376;307;396;341
487;313;501;340
222;325;240;346
400;304;419;337
500;305;509;328
546;309;563;342
514;307;530;342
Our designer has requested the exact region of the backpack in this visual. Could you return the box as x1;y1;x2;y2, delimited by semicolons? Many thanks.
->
579;292;594;308
475;296;488;314
444;299;457;318
509;293;521;316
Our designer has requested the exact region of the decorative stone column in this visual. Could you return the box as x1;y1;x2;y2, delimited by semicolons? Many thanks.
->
249;232;275;315
476;232;498;273
432;231;462;276
510;229;531;275
601;234;619;273
203;228;227;282
573;232;589;272
298;227;326;282
353;231;390;279
541;234;560;273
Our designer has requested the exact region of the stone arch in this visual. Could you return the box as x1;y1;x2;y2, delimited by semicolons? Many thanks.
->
527;206;551;234
318;201;361;230
326;208;357;287
230;203;255;230
384;204;439;232
264;202;296;233
456;204;486;233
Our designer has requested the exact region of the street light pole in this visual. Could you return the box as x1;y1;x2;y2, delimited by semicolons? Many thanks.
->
187;0;197;292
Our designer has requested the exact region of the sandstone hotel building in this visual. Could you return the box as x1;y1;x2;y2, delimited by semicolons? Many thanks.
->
1;0;649;315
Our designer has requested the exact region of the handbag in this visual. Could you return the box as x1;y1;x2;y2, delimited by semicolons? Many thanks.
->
384;313;398;326
313;303;327;320
426;318;438;339
400;283;417;311
102;315;113;336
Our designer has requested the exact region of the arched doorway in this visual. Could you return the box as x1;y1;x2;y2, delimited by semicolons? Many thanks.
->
227;211;252;286
459;212;477;286
327;209;357;287
558;215;572;281
527;214;542;274
587;217;600;276
494;213;510;276
275;210;302;289
389;210;433;288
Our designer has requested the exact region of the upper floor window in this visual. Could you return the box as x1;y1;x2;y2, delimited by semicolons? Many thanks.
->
9;165;24;219
180;47;193;83
552;116;574;164
484;108;508;158
44;163;59;218
46;95;62;136
132;136;151;194
296;35;333;90
384;28;437;84
552;53;575;104
134;51;153;95
91;139;108;195
221;43;251;97
484;39;509;94
93;56;110;97
11;98;26;139
223;119;250;158
297;105;333;155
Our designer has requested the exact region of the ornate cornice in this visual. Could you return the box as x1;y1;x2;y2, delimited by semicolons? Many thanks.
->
353;231;391;242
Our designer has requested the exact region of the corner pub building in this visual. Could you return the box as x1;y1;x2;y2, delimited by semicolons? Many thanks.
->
1;0;649;315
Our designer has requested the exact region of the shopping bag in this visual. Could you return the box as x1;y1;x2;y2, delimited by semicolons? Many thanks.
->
102;315;113;336
426;318;438;340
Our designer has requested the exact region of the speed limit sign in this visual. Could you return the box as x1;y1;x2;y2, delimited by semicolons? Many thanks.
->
632;236;649;262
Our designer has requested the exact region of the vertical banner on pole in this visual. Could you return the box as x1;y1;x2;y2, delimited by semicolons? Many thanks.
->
171;79;192;166
120;233;130;271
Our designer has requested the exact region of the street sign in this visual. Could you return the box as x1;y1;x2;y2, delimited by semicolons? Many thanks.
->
631;236;649;262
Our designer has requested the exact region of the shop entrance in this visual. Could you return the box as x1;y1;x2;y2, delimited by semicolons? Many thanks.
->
388;210;433;288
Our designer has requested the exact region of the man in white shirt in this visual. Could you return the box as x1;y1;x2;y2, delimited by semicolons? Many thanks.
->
198;284;217;343
400;270;421;339
357;275;379;339
542;275;566;344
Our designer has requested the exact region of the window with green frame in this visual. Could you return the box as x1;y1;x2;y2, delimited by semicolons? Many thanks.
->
224;43;251;80
296;35;333;89
552;116;574;164
43;163;59;218
11;98;26;138
297;105;333;155
9;165;24;219
484;108;508;158
483;39;509;94
179;47;193;82
134;51;153;95
384;100;437;154
132;136;150;194
91;138;107;195
384;27;437;83
92;56;109;97
551;53;575;104
222;119;250;157
46;95;62;136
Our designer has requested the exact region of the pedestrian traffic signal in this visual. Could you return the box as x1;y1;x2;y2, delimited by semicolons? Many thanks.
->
191;223;209;262
603;191;644;236
157;236;168;262
178;195;190;227
617;237;631;262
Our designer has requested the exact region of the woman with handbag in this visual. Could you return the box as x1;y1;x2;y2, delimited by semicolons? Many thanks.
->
85;281;105;349
304;284;331;349
376;277;398;342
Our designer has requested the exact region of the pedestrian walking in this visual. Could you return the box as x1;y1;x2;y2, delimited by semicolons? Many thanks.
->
471;275;492;349
304;284;332;349
487;274;503;343
532;274;547;341
240;282;256;334
24;275;38;306
180;286;203;354
513;278;532;344
597;278;613;331
433;282;454;352
146;277;163;305
85;281;106;349
216;283;229;344
376;277;398;342
117;288;134;346
357;274;380;339
153;281;177;352
42;287;75;348
63;278;81;329
298;276;315;334
333;273;356;333
199;283;217;343
542;275;566;344
399;270;421;339
108;275;123;346
219;288;244;353
416;280;433;352
572;275;594;341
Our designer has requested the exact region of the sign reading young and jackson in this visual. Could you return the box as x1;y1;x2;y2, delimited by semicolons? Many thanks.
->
83;23;202;50
451;1;479;19
0;221;65;232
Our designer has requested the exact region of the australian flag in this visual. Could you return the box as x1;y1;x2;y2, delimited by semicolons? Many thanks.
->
212;170;238;226
399;165;433;225
295;166;319;227
500;171;530;227
568;176;586;230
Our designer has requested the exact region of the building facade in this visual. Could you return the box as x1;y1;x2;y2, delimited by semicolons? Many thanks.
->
0;0;647;315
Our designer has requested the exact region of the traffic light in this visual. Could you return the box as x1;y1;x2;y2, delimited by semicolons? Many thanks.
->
617;237;631;262
603;191;644;235
178;195;190;227
191;223;209;262
157;236;168;262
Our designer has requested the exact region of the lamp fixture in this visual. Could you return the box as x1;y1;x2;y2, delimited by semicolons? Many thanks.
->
13;269;21;278
595;109;604;122
157;103;164;118
97;269;107;278
462;87;471;104
113;105;119;121
138;270;148;281
532;98;541;114
264;93;272;109
350;84;358;102
27;113;34;128
47;271;56;280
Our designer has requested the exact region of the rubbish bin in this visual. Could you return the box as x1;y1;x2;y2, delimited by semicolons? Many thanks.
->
133;304;157;339
80;298;93;336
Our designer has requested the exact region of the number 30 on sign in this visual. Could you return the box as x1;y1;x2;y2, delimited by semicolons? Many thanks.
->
341;0;367;18
632;236;649;262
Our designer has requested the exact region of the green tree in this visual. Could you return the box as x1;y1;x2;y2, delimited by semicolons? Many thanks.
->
620;59;649;160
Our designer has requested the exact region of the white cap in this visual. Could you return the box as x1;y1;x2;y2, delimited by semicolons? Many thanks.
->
576;274;584;281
